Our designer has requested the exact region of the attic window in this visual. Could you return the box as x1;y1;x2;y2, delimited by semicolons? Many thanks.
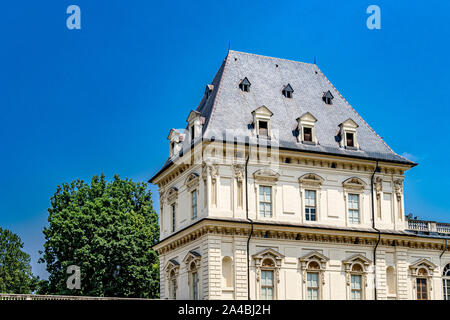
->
323;90;334;105
239;77;251;92
346;132;354;147
282;84;294;98
259;121;268;136
303;127;312;142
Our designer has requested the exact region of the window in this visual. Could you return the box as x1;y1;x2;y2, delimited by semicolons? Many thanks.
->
258;121;268;136
191;271;199;300
305;190;316;221
259;186;272;217
351;274;362;300
307;271;319;300
191;190;197;220
239;77;251;92
190;126;195;141
346;132;354;147
303;127;312;142
170;272;177;300
261;270;274;300
443;264;450;300
282;84;294;98
348;194;360;224
323;90;334;104
171;204;176;232
416;277;428;300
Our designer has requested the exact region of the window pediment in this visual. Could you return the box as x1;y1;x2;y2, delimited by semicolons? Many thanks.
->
297;112;317;125
166;187;178;203
165;259;180;276
253;169;279;183
409;258;437;276
299;251;329;270
339;118;359;130
299;173;324;188
183;250;201;270
252;105;273;118
343;254;371;272
185;172;200;190
252;248;284;268
342;177;366;191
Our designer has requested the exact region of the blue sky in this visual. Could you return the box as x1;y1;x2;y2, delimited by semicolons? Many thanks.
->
1;1;449;279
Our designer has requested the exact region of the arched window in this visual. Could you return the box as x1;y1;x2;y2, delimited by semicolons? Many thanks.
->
252;248;284;300
183;250;201;300
386;266;397;297
343;254;371;300
443;264;450;300
222;257;233;288
299;251;329;300
164;259;180;300
169;270;177;300
409;258;436;300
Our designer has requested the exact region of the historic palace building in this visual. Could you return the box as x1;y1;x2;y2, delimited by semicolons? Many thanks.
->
151;50;450;300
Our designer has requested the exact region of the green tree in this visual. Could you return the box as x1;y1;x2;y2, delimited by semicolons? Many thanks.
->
39;174;159;298
0;227;38;293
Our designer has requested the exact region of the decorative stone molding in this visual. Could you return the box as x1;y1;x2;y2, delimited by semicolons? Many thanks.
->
394;179;403;201
374;177;383;199
233;164;245;183
342;177;366;192
166;187;179;204
165;259;180;277
343;254;371;286
253;169;280;184
299;251;329;284
183;250;202;270
409;258;437;296
252;248;284;283
298;173;324;188
185;172;200;191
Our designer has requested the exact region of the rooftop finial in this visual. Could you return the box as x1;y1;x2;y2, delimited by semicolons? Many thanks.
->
228;40;231;52
314;56;316;65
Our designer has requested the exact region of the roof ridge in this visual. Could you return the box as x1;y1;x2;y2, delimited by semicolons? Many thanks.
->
202;53;231;138
314;65;409;162
229;50;315;66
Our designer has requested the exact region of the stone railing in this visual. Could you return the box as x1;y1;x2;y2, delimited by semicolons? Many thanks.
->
0;294;154;301
407;219;450;235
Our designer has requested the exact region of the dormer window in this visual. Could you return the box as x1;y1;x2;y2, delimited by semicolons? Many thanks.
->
168;129;182;157
346;132;354;147
282;84;294;98
186;110;203;143
296;112;318;144
239;77;251;92
339;118;359;149
303;127;312;142
251;105;273;138
259;121;268;136
323;90;334;105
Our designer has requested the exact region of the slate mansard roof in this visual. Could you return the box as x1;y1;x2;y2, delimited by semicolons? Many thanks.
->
150;50;415;182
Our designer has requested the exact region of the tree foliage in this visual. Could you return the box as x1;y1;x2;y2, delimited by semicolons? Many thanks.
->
39;174;160;298
0;227;38;293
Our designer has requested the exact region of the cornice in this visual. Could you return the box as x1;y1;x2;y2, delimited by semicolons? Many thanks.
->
153;218;449;255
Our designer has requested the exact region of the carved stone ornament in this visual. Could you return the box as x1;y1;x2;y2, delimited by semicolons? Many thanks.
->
342;177;366;191
394;179;403;200
253;169;280;184
374;177;383;199
252;248;284;283
298;173;324;188
233;164;245;183
185;172;200;190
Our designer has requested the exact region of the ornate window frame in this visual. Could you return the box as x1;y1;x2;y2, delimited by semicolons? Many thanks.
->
184;250;202;300
409;258;437;300
338;118;359;149
252;248;284;300
298;173;324;223
296;112;318;145
251;105;273;138
165;259;180;300
343;254;371;300
299;251;329;300
166;187;178;233
253;169;279;220
342;177;366;226
185;173;200;220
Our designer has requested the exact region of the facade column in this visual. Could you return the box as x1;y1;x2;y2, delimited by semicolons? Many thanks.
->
375;248;387;299
395;247;409;299
234;236;249;299
205;234;222;299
